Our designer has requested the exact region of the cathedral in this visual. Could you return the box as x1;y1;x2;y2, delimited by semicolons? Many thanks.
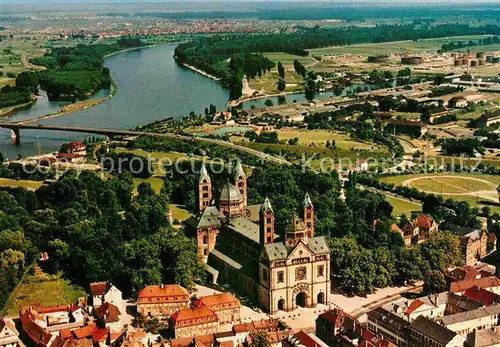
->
185;162;331;314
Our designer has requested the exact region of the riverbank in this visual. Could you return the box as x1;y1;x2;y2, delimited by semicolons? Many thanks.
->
180;62;221;81
0;98;37;117
228;90;309;107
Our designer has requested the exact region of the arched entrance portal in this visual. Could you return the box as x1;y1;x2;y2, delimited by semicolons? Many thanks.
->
296;292;307;308
317;292;325;304
278;299;285;311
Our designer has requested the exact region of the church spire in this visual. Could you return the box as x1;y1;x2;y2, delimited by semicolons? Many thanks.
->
260;197;275;245
199;163;211;184
303;193;313;209
234;160;247;210
197;163;212;212
234;160;246;180
302;192;314;238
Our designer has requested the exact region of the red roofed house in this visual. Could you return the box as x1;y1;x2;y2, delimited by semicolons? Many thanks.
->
359;329;397;347
463;286;500;306
283;331;328;347
93;302;122;331
315;309;358;346
137;284;189;319
89;281;122;308
0;318;20;347
402;214;438;245
20;309;54;347
68;141;86;155
194;292;241;324
169;306;219;339
449;276;500;295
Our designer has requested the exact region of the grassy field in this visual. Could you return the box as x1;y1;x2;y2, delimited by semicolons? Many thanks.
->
263;52;316;70
275;129;386;151
384;195;422;216
307;35;494;55
0;178;43;190
407;176;496;194
170;204;192;221
131;177;165;194
248;70;304;94
2;272;85;317
380;172;500;187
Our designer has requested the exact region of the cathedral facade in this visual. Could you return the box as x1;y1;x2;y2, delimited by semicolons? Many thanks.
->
185;162;331;314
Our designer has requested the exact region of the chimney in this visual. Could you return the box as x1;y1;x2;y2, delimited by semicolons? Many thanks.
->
160;284;164;289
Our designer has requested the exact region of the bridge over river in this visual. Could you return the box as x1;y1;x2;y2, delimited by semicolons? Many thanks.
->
0;122;290;166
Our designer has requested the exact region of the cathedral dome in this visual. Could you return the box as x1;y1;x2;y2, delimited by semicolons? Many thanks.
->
220;183;242;202
285;214;306;234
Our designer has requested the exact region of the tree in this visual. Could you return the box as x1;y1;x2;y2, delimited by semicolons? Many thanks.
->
423;270;446;294
434;75;445;85
0;152;3;164
15;71;39;94
277;78;286;92
277;61;285;79
246;330;271;347
264;99;274;107
383;70;394;79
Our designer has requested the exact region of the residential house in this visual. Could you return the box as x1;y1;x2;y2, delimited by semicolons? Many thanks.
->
451;227;488;266
450;277;500;295
358;329;397;347
366;307;410;346
476;111;500;129
462;286;500;306
20;309;55;347
0;318;20;347
408;316;466;347
382;119;428;137
194;292;241;325
440;304;500;336
68;141;86;155
169;306;219;338
93;302;122;331
283;331;328;347
315;309;358;346
446;266;482;289
89;282;122;308
137;284;189;319
402;214;438;245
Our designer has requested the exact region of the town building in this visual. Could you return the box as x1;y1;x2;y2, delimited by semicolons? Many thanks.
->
448;96;468;108
451;227;488;266
194;292;241;325
446;266;482;288
169;306;219;338
283;331;328;347
466;326;500;347
315;309;358;346
366;307;410;346
68;141;86;155
476;111;500;129
89;282;122;308
440;304;500;336
186;162;331;314
136;284;190;319
381;119;428;137
0;318;20;347
407;316;466;347
450;277;500;295
402;214;439;245
93;302;122;331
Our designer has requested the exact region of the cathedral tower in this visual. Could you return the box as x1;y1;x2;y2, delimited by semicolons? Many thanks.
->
260;198;275;245
197;163;212;212
234;160;247;210
302;193;314;238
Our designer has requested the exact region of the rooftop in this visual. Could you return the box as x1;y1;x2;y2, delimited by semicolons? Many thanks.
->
89;281;111;296
194;292;240;309
441;304;500;326
137;284;189;301
409;316;457;345
449;276;500;293
170;306;218;326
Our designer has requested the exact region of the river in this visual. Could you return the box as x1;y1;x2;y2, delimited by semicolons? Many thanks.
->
0;43;382;159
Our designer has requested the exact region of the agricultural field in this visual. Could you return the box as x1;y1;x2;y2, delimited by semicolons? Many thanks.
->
2;271;85;317
0;178;43;190
307;35;494;56
263;52;316;70
247;70;304;94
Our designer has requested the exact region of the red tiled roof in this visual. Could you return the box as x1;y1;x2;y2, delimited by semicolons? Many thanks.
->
90;282;111;296
60;329;72;340
416;214;434;229
289;331;320;347
233;322;254;333
50;336;67;347
20;310;52;346
448;266;480;281
170;334;215;347
137;285;189;304
194;292;240;310
94;302;121;323
450;276;500;293
72;324;96;340
170;306;218;327
91;328;110;344
317;309;355;328
405;300;424;316
463;286;499;306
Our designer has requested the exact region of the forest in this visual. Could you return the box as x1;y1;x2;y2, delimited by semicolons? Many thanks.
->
174;23;500;99
28;39;142;101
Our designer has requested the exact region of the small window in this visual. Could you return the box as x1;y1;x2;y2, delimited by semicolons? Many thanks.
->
262;268;268;282
318;265;324;277
266;217;271;224
306;212;311;218
267;227;272;233
277;271;284;283
202;186;208;191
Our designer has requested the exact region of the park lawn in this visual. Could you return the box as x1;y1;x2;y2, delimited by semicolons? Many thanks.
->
170;204;192;221
3;273;85;317
276;129;387;151
408;176;496;194
307;35;494;55
0;178;43;190
384;195;422;216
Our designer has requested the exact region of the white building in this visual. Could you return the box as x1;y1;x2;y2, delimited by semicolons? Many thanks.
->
90;282;122;308
440;304;500;337
0;318;20;347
